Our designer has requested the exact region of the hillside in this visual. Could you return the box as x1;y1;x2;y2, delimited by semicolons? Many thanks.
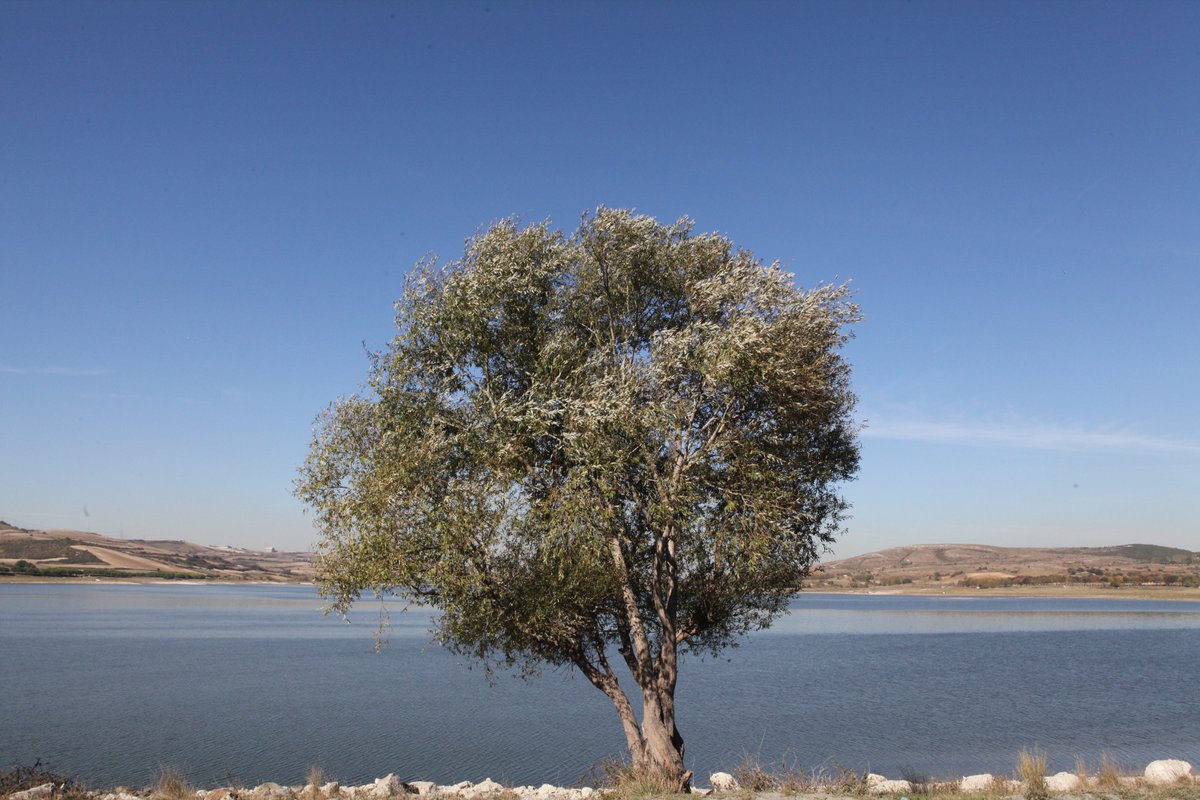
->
0;521;314;581
815;542;1200;591
5;520;1197;592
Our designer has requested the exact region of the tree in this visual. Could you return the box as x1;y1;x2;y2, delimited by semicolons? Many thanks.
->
296;208;860;787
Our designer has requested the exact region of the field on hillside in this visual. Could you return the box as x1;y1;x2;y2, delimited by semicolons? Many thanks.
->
813;542;1200;597
0;521;314;581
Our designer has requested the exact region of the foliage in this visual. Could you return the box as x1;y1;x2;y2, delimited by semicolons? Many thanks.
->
296;208;860;778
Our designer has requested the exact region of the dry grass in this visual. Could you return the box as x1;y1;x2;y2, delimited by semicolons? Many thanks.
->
151;766;192;800
1017;747;1048;800
588;759;680;799
304;767;327;800
725;754;874;796
1097;753;1126;791
1076;757;1090;788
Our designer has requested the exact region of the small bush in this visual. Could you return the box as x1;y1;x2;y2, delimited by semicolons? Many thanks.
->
818;763;870;796
732;754;778;792
587;759;680;798
305;767;327;800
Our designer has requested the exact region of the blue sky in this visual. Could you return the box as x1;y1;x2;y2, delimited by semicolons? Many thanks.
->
2;1;1197;556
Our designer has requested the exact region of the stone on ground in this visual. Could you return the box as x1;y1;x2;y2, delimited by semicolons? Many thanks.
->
868;779;912;795
8;783;56;800
708;773;739;792
1045;772;1081;792
960;774;995;792
1145;760;1193;786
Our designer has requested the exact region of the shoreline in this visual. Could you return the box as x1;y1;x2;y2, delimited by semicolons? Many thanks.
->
6;762;1198;800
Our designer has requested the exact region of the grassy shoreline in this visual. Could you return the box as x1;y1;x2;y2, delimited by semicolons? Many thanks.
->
5;758;1198;800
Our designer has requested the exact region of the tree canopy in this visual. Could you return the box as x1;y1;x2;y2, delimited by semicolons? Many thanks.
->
296;208;860;785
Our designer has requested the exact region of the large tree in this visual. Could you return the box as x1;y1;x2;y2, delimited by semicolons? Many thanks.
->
296;208;860;787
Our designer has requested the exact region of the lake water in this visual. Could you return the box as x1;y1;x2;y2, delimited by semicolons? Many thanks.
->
2;584;1198;789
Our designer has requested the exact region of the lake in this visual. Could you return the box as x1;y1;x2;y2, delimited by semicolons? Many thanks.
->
1;584;1197;789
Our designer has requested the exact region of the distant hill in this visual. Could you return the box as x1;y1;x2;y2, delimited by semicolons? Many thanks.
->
0;522;314;581
816;542;1200;590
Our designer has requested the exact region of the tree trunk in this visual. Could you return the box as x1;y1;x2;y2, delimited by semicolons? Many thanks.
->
633;691;690;791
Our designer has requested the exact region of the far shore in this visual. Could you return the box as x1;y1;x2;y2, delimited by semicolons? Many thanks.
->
809;582;1200;602
3;574;1199;601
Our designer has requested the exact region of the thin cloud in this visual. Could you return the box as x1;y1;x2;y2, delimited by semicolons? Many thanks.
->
0;365;111;376
862;418;1200;454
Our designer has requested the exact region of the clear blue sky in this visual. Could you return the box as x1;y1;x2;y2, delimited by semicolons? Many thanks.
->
2;1;1197;556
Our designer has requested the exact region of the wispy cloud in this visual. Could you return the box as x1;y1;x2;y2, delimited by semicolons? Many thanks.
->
862;417;1200;454
0;365;111;376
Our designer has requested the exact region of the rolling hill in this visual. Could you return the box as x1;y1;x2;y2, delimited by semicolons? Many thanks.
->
0;521;314;581
816;542;1200;590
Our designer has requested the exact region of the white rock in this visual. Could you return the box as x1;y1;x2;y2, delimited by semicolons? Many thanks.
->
9;784;56;800
406;784;435;797
1045;772;1081;792
866;774;887;788
372;775;407;798
576;789;594;799
868;779;912;795
708;773;739;792
534;784;561;799
1145;760;1193;786
959;774;995;793
320;784;340;796
466;779;504;797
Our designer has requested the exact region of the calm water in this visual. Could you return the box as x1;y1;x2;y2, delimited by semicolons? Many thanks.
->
1;584;1198;788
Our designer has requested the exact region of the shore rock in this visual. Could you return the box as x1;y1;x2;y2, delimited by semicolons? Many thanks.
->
868;779;912;795
708;773;739;792
9;784;56;800
1145;760;1193;786
248;784;291;800
372;774;409;798
405;783;435;796
960;774;995;792
462;779;504;797
1045;772;1081;792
